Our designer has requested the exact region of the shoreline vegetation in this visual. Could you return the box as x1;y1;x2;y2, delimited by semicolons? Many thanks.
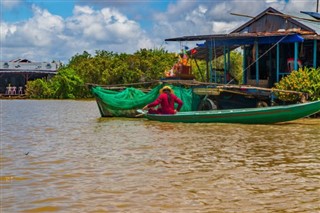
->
20;48;320;104
24;48;243;99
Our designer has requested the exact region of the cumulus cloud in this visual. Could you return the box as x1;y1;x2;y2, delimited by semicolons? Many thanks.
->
283;0;315;13
153;0;318;51
64;5;152;52
0;0;22;9
1;5;66;60
1;0;318;62
1;4;153;62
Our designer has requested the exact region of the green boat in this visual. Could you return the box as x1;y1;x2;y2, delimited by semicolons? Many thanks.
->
140;100;320;124
89;82;308;118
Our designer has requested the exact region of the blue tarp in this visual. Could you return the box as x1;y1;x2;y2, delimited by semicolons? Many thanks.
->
197;34;304;47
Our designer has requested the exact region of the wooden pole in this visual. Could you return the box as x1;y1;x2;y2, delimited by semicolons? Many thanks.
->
230;12;320;22
265;12;320;22
230;13;254;19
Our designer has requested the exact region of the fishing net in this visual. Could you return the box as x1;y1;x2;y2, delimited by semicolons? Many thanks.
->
91;84;201;113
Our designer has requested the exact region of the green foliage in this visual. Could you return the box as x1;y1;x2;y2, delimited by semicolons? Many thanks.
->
66;48;176;85
26;67;87;99
26;48;177;99
273;67;320;101
211;51;243;83
189;58;207;81
26;78;52;98
50;68;86;99
68;51;92;67
134;48;177;81
25;48;243;99
229;51;243;83
189;51;243;83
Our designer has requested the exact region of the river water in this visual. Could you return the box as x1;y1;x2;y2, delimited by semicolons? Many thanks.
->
1;100;320;212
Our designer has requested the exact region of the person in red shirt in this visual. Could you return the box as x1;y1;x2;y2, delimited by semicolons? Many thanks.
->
142;85;183;114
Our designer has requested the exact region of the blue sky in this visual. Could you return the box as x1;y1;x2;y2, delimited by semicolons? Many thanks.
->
0;0;318;63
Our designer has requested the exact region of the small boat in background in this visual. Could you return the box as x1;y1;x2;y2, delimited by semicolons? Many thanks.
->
140;100;320;124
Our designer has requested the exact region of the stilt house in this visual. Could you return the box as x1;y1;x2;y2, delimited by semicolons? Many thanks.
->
166;7;320;88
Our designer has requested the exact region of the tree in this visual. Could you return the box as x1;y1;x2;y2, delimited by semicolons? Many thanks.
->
26;78;52;98
50;67;86;98
27;48;223;99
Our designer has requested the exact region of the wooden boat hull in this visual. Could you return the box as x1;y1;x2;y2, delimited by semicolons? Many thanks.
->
144;101;320;124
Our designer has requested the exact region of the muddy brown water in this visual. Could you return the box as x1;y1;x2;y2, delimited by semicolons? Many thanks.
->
1;100;320;212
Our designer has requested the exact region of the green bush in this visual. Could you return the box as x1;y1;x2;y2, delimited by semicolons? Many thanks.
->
26;68;88;99
26;79;53;98
273;67;320;101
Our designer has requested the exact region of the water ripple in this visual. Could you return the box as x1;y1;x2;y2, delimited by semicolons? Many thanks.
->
1;100;320;212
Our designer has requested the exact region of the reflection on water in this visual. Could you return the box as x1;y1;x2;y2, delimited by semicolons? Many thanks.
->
1;100;320;212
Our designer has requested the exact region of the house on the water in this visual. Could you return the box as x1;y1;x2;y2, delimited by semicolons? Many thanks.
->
166;7;320;88
0;59;59;95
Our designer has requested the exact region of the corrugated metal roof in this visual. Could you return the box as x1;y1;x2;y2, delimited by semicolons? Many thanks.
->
164;7;320;60
232;7;318;35
166;7;320;43
165;32;300;42
0;61;58;74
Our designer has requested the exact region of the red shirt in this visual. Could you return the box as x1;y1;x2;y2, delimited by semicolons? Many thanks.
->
147;93;183;114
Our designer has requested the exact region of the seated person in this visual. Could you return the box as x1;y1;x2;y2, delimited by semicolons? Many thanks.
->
142;86;183;114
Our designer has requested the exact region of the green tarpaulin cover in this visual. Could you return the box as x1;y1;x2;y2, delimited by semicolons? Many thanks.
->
91;84;200;115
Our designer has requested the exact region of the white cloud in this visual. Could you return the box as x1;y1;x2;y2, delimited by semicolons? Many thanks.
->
1;5;64;46
0;0;21;9
154;0;319;52
1;0;317;62
64;5;152;51
283;0;317;13
73;5;94;15
1;5;66;61
0;22;17;41
1;4;153;62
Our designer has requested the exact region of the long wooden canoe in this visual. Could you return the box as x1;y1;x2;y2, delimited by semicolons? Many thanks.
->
141;100;320;124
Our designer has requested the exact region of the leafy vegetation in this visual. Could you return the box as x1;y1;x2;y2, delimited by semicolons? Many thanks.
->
209;51;243;84
26;68;86;99
25;48;243;99
26;78;52;98
273;67;320;101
